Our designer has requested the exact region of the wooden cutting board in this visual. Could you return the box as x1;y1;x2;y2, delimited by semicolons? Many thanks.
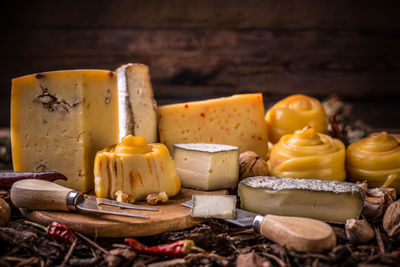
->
21;188;227;238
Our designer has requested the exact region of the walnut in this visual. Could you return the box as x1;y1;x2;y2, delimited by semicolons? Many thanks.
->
146;192;169;205
239;151;268;180
383;199;400;241
115;191;135;204
0;198;11;227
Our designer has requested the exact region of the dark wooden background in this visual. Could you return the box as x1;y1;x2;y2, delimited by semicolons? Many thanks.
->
1;0;399;129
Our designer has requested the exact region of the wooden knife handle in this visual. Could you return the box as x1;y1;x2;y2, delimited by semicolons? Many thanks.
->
10;179;75;211
253;214;336;253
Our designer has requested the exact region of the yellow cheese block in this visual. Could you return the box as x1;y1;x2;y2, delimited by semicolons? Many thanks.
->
11;70;119;192
94;135;181;201
265;94;328;143
158;93;269;159
268;127;346;181
346;132;400;191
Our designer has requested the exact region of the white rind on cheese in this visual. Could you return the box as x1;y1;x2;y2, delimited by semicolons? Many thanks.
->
238;176;364;224
191;194;237;219
11;70;119;192
173;143;239;190
116;63;158;143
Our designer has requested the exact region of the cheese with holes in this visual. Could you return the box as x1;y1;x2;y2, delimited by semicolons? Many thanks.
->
116;63;158;142
173;143;239;190
94;135;181;201
191;194;237;219
11;70;119;192
158;93;269;158
238;176;363;223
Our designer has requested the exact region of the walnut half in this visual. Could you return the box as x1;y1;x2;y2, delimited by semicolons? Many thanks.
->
146;192;169;205
115;191;135;204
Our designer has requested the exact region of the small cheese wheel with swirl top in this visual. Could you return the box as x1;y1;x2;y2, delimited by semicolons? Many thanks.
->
268;127;346;181
265;94;328;143
346;132;400;191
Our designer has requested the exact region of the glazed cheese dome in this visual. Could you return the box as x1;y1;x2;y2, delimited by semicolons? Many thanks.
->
94;135;181;201
265;94;328;143
346;132;400;191
268;127;346;181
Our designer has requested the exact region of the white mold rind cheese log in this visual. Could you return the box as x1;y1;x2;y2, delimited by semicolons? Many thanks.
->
158;93;269;159
116;63;158;143
238;176;364;223
11;70;119;192
173;143;239;190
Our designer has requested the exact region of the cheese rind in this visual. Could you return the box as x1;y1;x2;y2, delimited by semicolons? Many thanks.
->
116;63;158;143
191;194;237;219
11;70;119;192
238;176;363;223
94;135;181;201
173;143;239;190
158;93;269;159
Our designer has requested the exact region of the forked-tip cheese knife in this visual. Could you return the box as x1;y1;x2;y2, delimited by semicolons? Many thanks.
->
11;179;157;219
182;199;336;253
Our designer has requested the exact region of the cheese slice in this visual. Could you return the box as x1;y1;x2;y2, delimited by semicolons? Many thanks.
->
158;93;269;159
116;63;158;143
238;176;363;223
11;70;119;192
173;143;239;190
191;194;237;219
94;135;181;201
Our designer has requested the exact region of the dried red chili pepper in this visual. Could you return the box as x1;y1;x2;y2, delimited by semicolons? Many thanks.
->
330;113;347;145
48;221;76;244
125;238;201;258
0;171;68;189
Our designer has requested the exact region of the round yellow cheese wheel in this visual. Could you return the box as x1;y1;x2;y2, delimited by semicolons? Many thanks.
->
268;127;346;181
265;94;328;143
346;132;400;191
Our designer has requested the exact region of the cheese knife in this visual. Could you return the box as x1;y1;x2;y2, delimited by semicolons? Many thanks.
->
11;179;157;219
182;199;336;253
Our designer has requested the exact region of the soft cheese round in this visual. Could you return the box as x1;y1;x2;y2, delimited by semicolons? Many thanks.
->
346;132;400;191
268;126;346;181
265;94;328;143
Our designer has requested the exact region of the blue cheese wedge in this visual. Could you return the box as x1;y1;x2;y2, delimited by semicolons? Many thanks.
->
191;194;237;219
238;176;364;224
116;63;158;142
173;143;239;190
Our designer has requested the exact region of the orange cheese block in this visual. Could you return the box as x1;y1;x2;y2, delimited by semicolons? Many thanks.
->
158;93;269;159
